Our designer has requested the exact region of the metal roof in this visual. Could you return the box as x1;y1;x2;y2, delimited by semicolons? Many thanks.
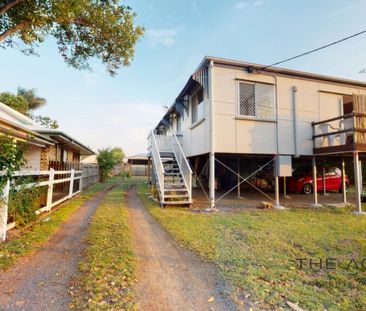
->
202;56;366;87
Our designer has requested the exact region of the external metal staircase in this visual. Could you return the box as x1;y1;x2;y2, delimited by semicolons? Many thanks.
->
149;133;192;206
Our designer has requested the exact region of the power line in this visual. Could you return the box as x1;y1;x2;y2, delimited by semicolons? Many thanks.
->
261;30;366;70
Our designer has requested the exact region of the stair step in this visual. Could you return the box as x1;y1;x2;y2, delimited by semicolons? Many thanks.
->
164;189;187;192
164;173;181;176
164;180;184;183
165;182;185;186
164;194;189;198
162;201;191;205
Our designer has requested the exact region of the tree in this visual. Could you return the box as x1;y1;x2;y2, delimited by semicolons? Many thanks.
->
0;134;26;188
17;87;46;110
97;147;124;181
34;115;59;129
0;0;144;75
111;147;124;163
0;92;28;114
0;88;58;127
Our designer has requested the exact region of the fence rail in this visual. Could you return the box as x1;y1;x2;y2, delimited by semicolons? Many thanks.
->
0;164;99;242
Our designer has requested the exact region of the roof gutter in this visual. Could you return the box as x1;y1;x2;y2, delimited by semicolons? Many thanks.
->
36;130;94;154
0;117;55;145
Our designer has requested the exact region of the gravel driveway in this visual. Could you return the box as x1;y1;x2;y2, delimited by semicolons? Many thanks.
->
127;187;237;311
0;188;112;311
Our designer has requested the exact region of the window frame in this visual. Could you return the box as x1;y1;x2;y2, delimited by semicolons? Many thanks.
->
176;115;182;133
191;87;205;125
61;149;68;162
236;80;275;121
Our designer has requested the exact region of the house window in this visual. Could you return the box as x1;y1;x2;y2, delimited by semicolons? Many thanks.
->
61;149;68;162
238;81;274;120
176;116;182;133
191;87;204;124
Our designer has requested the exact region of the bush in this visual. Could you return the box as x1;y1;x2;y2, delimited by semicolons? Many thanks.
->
97;147;124;182
151;185;158;199
7;180;46;227
120;171;131;178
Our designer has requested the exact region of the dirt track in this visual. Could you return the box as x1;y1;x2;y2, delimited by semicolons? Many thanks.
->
0;188;111;311
127;187;237;311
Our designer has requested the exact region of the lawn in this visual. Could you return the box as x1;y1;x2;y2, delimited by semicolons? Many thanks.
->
0;181;107;270
137;181;366;311
71;181;136;310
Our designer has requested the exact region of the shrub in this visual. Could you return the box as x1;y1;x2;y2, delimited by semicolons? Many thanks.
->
7;178;46;227
120;171;131;178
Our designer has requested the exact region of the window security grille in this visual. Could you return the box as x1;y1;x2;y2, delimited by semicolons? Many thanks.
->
239;82;255;116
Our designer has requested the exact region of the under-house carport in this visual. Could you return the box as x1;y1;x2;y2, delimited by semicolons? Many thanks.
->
189;153;363;211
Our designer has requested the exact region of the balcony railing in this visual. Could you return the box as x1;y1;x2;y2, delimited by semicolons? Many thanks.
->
312;112;366;154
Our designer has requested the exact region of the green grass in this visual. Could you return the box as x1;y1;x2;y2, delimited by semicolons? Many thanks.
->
0;181;108;270
137;181;366;311
71;181;136;311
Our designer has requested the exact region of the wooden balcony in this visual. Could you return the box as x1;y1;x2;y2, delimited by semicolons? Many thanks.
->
312;112;366;155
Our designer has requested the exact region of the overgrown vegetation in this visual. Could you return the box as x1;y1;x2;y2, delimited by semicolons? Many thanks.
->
137;181;366;311
97;147;124;181
0;181;106;270
71;181;136;310
7;180;46;226
0;134;26;186
0;135;45;227
0;0;144;76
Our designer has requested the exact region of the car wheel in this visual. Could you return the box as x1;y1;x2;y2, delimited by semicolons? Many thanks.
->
339;182;350;193
303;183;313;195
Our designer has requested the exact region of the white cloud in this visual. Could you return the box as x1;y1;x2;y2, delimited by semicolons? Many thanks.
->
254;0;264;7
145;29;178;47
326;4;357;18
234;1;248;9
192;1;198;14
82;72;98;87
234;0;264;10
81;64;105;87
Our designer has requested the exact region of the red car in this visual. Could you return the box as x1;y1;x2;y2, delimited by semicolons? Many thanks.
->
286;167;350;195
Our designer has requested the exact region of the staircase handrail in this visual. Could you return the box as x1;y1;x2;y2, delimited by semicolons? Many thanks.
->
151;132;165;201
172;134;192;201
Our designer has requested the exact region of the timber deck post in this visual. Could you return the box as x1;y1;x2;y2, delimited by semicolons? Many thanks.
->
311;157;322;208
274;156;285;209
341;158;347;203
353;151;365;215
209;60;215;209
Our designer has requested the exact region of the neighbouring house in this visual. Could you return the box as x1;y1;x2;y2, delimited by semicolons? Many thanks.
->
126;153;149;176
148;56;366;212
81;155;98;164
0;101;94;171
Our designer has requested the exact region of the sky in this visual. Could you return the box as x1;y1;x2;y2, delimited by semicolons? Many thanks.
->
1;0;366;156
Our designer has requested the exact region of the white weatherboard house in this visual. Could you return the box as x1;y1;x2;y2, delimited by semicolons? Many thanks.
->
148;56;366;213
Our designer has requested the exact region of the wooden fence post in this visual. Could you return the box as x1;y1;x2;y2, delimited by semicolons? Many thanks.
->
80;168;84;192
0;179;10;242
46;168;55;211
69;169;75;198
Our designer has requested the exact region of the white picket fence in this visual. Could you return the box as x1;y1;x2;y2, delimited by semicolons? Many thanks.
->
0;165;99;242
